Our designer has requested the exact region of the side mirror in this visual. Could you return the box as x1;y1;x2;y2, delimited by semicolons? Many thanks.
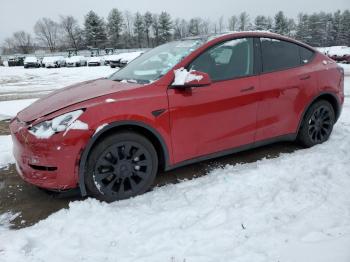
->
171;68;211;88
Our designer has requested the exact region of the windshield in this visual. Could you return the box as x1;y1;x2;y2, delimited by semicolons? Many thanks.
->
109;39;204;84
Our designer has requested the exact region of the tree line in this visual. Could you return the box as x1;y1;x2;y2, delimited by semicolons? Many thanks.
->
2;9;350;55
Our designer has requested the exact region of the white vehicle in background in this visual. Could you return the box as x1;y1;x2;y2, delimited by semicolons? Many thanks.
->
109;51;144;68
103;54;117;66
42;56;66;68
24;56;40;68
65;56;87;67
119;51;144;67
88;56;104;66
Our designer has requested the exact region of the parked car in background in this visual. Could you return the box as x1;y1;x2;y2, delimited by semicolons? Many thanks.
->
10;32;344;202
109;53;127;68
88;56;104;66
24;57;40;68
7;56;25;66
119;51;144;67
42;56;66;68
66;56;87;67
109;51;144;68
322;46;350;64
103;54;116;66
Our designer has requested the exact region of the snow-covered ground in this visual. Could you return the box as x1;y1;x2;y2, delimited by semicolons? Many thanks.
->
0;99;37;121
0;66;349;261
0;66;115;96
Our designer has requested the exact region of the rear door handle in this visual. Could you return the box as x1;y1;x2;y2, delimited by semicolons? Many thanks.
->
240;86;255;92
300;75;311;81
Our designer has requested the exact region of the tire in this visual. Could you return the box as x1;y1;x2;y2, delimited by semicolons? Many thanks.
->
297;100;335;147
85;132;158;202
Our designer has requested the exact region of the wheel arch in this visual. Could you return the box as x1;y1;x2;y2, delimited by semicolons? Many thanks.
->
297;92;341;133
78;120;170;196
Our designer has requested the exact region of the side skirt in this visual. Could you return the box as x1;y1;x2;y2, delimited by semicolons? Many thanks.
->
165;133;297;171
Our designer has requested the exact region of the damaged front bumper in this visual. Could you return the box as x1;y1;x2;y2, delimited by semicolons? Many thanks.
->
9;117;91;190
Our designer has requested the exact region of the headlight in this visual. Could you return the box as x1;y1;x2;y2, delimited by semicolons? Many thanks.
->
29;110;84;139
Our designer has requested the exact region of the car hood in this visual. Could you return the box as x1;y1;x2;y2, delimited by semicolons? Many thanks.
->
17;78;142;122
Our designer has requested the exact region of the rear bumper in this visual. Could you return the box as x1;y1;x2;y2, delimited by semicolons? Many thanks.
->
9;118;91;190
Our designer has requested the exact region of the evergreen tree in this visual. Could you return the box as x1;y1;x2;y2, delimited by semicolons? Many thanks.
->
84;10;107;47
307;13;324;46
339;10;350;45
274;11;289;35
107;8;124;48
151;14;160;46
134;12;145;48
295;13;310;43
254;15;269;31
158;12;172;44
331;10;342;45
144;12;153;47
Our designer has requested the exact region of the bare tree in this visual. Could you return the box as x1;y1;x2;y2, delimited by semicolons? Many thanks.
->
34;18;60;52
238;12;250;31
228;16;238;31
2;31;34;54
123;11;134;47
218;16;225;33
13;31;34;53
201;19;211;35
60;15;82;49
174;18;189;39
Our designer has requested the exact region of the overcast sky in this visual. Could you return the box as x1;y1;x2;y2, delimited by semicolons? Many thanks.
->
0;0;348;42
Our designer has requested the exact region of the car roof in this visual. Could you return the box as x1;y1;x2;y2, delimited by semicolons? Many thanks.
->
181;31;316;51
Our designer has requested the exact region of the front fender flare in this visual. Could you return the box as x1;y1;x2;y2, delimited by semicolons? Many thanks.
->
78;120;170;196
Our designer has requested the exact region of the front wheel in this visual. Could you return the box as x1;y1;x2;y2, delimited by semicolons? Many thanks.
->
297;100;335;147
85;132;158;202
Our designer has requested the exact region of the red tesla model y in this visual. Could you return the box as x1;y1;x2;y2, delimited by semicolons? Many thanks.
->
10;32;344;202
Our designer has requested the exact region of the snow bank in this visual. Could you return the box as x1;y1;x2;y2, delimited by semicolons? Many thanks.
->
0;66;115;95
0;136;14;168
317;46;350;56
340;63;350;76
0;99;37;121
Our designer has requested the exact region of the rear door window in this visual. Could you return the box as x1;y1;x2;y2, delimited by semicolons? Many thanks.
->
260;38;300;73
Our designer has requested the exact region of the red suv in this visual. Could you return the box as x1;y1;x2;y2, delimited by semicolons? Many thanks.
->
10;32;344;202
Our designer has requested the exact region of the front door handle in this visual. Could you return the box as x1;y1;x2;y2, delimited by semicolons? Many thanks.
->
240;86;255;92
300;75;311;81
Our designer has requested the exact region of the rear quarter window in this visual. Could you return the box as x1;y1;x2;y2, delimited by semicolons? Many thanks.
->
299;46;315;65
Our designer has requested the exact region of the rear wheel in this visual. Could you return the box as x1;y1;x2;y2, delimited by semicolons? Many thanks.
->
85;132;158;202
297;100;335;147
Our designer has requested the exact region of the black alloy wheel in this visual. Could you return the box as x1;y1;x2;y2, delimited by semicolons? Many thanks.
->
298;100;335;147
85;132;158;202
